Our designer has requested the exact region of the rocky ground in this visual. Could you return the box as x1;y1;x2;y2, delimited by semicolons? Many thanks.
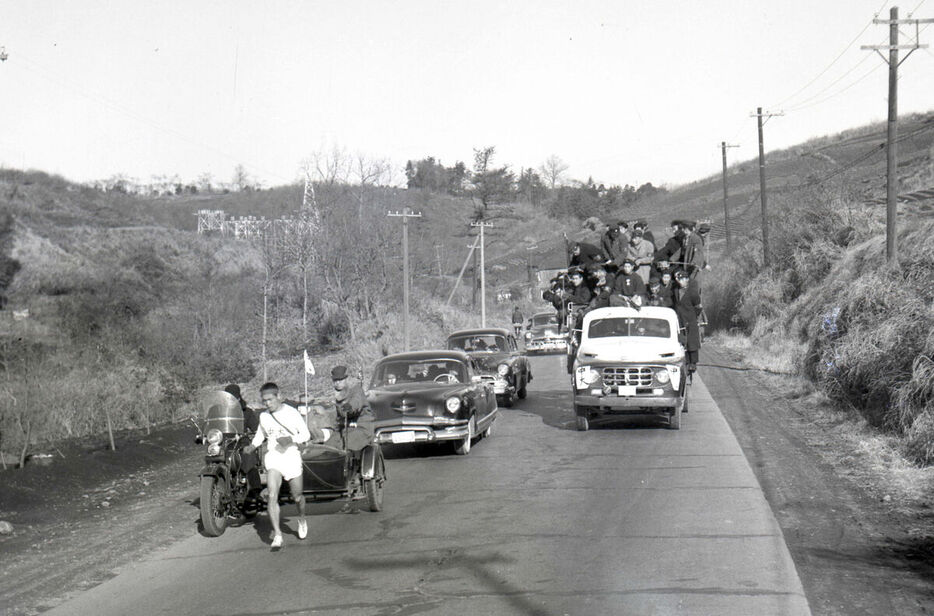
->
1;340;933;615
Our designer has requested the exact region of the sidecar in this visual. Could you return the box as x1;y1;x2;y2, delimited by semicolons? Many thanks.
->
294;438;387;512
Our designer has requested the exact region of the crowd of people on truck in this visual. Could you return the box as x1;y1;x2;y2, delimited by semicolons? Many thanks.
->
542;219;710;374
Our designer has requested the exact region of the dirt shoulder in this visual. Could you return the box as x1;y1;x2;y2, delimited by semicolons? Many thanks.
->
0;424;206;616
700;341;934;616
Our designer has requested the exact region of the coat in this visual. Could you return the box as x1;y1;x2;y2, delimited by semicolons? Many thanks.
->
569;242;604;267
672;282;702;352
681;233;705;277
335;382;375;451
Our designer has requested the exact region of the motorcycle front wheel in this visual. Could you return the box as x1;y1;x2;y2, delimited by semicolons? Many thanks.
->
200;475;229;537
365;454;385;512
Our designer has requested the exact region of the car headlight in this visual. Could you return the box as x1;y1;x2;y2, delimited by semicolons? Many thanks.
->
497;363;510;376
206;429;223;445
575;366;601;389
445;396;462;413
655;369;671;384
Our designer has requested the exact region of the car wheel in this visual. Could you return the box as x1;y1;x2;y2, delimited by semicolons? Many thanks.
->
518;375;528;399
455;417;474;455
576;415;589;432
200;475;228;537
365;455;385;512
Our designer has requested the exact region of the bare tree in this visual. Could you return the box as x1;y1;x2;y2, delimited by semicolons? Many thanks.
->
232;164;252;192
539;154;569;190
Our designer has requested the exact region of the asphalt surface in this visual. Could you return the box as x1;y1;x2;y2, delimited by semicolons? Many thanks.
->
43;354;811;616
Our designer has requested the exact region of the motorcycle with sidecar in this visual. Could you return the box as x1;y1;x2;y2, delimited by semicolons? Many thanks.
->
194;391;387;537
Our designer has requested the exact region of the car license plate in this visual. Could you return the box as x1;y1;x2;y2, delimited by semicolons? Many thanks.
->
617;386;637;396
390;431;416;444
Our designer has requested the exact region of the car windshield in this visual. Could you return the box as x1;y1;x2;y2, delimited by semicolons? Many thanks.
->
588;317;671;339
371;359;467;387
531;314;557;327
447;335;507;353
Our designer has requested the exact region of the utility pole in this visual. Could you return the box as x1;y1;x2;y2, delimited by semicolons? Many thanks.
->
720;142;740;252
388;208;422;350
470;220;494;327
862;6;932;264
750;107;783;268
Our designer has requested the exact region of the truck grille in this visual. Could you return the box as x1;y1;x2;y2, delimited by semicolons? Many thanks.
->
602;367;653;386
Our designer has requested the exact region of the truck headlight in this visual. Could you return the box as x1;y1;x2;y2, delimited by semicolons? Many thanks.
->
497;363;510;376
655;369;670;384
445;396;462;413
525;331;532;339
206;429;223;445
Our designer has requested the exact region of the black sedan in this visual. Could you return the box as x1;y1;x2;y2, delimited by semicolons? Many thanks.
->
445;328;532;407
367;351;497;455
524;311;568;355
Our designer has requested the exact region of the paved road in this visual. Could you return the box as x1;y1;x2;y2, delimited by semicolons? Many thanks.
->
46;355;810;616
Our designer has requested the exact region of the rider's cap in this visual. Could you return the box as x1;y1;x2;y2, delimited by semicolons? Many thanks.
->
568;266;583;276
331;365;349;381
682;220;697;230
674;268;690;279
223;383;241;398
621;258;636;267
697;222;711;234
670;219;684;228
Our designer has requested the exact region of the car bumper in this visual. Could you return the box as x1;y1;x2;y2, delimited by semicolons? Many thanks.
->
574;391;681;415
527;339;567;352
375;422;469;445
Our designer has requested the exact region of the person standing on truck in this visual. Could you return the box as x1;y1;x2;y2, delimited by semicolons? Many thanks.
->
625;229;655;285
672;269;702;376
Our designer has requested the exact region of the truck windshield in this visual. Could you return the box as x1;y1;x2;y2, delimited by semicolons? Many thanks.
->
588;317;670;339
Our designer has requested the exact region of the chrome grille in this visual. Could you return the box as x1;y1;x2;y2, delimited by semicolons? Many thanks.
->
602;367;653;386
391;399;417;414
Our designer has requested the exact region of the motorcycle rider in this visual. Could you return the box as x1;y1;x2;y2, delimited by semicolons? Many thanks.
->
331;365;375;514
223;384;262;500
243;382;311;548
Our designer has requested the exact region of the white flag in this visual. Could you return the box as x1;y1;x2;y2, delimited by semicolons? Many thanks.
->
303;349;315;375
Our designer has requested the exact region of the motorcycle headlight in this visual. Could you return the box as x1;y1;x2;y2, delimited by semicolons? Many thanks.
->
655;369;671;384
445;396;462;413
497;363;510;376
207;443;222;456
206;429;223;445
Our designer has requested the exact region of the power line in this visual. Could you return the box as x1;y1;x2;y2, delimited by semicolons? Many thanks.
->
772;0;890;109
785;58;887;112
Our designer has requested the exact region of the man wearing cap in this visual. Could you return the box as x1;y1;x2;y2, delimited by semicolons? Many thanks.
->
655;220;685;268
680;221;705;287
634;220;655;249
331;365;375;511
611;259;646;306
569;241;605;268
625;229;655;285
672;270;702;375
224;383;262;498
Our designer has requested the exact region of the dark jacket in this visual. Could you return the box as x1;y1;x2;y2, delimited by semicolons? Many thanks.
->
612;272;646;299
569;242;604;268
511;309;523;324
672;282;702;351
335;383;374;451
655;233;683;264
681;233;704;277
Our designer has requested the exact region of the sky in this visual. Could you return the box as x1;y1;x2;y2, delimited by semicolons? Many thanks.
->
1;0;932;190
